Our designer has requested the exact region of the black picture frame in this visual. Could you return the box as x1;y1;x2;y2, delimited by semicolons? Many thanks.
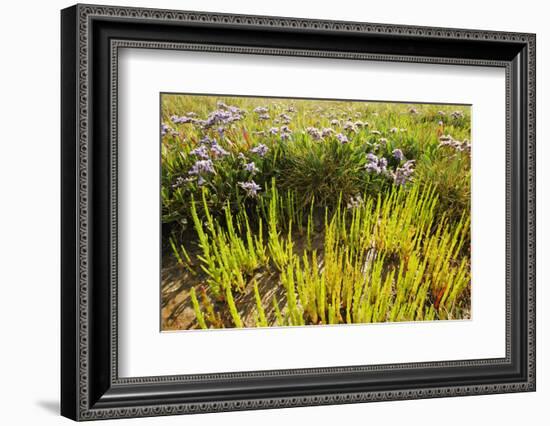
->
61;4;536;421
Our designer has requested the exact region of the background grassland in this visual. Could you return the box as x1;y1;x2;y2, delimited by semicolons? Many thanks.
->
160;94;471;330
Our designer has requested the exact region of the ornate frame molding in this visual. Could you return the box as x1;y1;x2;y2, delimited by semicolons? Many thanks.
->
61;4;536;421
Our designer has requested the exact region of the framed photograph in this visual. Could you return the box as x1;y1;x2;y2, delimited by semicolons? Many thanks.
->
61;4;536;421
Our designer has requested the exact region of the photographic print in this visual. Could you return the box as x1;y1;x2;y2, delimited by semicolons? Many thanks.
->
161;94;471;331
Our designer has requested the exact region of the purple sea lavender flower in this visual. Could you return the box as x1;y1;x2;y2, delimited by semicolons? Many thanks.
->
251;144;269;157
189;145;210;159
343;121;357;132
365;162;381;174
269;127;279;135
365;152;388;175
210;142;229;157
161;123;172;137
238;180;262;198
403;159;415;170
321;128;334;137
451;110;465;119
279;113;292;124
253;106;269;114
439;135;471;154
188;159;215;176
366;152;378;163
171;115;195;124
330;119;340;126
378;157;388;172
306;127;322;140
217;101;246;117
197;176;206;186
243;161;259;175
258;113;270;121
336;133;349;144
199;136;212;145
201;110;231;128
280;126;292;140
231;106;246;115
393;160;415;185
392;148;405;161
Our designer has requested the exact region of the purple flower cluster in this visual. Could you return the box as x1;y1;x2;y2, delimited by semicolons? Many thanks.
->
343;121;357;133
253;106;269;114
365;152;388;174
210;141;230;157
190;145;210;159
393;160;415;185
243;161;259;175
451;110;465;120
305;127;322;140
392;148;405;161
161;123;176;137
201;108;243;129
280;125;292;140
279;113;292;124
171;114;195;124
321;128;334;137
250;144;269;157
336;133;349;144
439;135;471;154
238;180;262;198
268;126;292;140
188;159;215;176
